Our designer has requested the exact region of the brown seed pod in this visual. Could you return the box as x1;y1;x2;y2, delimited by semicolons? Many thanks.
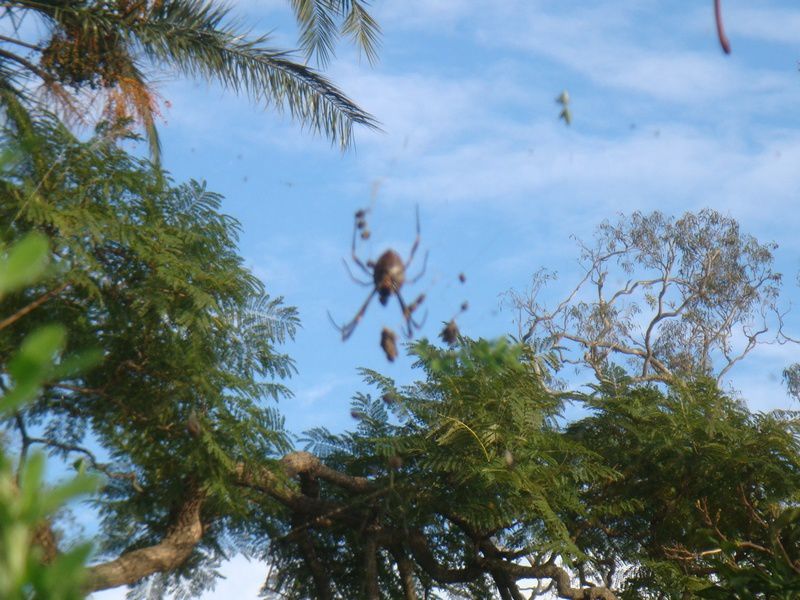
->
460;301;469;312
458;272;466;283
355;209;366;220
388;455;403;470
503;449;514;468
350;409;365;421
381;327;398;361
356;218;367;230
440;320;459;345
382;392;396;405
361;230;371;240
186;412;201;438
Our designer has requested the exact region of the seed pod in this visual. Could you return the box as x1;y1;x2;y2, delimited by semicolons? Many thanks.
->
504;449;514;468
350;409;365;421
440;320;459;345
355;209;366;220
382;392;396;405
361;230;371;240
187;412;201;438
458;272;466;283
460;301;469;312
381;327;398;361
388;455;403;470
356;218;367;230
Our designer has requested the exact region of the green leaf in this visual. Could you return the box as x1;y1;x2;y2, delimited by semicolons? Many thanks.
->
1;325;67;413
0;233;49;295
7;324;66;382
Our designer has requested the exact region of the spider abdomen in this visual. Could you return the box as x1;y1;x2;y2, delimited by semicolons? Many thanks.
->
374;250;405;305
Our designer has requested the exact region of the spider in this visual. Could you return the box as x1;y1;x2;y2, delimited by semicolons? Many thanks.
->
330;207;428;341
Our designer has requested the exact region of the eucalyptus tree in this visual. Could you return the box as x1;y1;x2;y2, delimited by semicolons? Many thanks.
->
0;0;380;158
509;210;786;388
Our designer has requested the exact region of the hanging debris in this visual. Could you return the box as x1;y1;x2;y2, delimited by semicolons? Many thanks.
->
186;411;201;438
714;0;731;54
440;320;459;345
381;327;398;361
556;90;572;126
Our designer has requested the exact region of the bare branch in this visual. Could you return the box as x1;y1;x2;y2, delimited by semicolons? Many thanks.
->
0;283;68;332
511;210;789;386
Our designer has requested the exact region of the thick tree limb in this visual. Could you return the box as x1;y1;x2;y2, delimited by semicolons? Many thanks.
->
239;452;618;599
364;532;380;600
84;488;205;592
294;523;333;600
483;559;616;600
391;546;419;600
280;450;373;492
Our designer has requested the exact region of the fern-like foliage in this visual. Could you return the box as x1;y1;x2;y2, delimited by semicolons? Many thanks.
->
0;110;298;595
265;337;608;599
567;378;800;598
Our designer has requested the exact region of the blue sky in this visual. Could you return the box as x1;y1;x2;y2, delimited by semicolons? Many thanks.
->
95;1;800;596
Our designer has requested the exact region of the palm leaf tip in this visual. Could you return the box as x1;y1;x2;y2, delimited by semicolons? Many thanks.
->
290;0;382;67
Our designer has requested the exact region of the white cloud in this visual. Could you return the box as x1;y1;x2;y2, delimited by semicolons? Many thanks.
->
721;5;800;47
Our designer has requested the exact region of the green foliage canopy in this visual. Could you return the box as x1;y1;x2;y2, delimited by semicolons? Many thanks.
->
0;110;300;594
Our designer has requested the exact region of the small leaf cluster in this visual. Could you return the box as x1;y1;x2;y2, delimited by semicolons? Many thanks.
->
0;233;98;600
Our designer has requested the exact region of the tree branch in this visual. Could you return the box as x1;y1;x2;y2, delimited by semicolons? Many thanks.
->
84;487;205;592
0;282;68;331
391;546;419;600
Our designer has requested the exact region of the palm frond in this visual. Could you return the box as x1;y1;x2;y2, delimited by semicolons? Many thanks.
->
1;0;379;152
290;0;338;66
290;0;381;66
341;1;380;65
131;0;380;147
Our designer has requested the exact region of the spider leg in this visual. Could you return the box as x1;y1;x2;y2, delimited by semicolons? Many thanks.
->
342;258;372;287
328;288;378;341
405;204;421;266
351;225;372;277
408;250;429;284
395;291;426;338
410;308;428;330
